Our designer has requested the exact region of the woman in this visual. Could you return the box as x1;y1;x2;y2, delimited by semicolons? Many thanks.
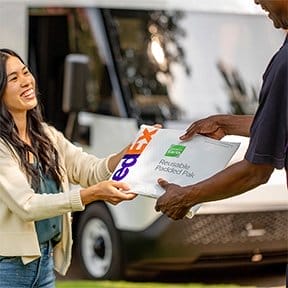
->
0;48;136;287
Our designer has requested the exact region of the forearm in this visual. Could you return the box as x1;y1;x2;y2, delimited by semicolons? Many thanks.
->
217;115;254;137
185;159;273;205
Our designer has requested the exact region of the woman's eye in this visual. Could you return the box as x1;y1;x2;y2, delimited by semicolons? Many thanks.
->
9;76;17;81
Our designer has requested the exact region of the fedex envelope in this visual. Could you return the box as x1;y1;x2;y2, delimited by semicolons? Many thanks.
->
111;125;240;218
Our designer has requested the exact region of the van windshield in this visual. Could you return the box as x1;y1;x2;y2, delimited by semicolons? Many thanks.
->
29;7;285;130
107;8;284;122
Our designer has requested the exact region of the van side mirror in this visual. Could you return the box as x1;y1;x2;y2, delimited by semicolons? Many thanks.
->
62;54;89;112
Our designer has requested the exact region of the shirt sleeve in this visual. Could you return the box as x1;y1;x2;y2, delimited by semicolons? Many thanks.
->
0;141;84;222
46;124;113;187
245;48;288;169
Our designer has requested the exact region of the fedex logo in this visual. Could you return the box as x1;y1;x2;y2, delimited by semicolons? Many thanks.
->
112;127;159;181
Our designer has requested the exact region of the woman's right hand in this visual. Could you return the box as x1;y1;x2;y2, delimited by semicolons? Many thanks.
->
80;180;137;206
108;123;163;172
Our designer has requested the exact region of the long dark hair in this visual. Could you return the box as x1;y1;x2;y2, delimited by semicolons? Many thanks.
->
0;48;62;189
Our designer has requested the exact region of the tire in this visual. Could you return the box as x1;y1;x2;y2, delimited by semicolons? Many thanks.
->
75;202;124;280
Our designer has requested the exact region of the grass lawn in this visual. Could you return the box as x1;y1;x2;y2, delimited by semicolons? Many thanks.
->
56;281;251;288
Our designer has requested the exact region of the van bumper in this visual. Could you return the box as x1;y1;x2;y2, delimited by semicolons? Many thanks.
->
121;210;288;271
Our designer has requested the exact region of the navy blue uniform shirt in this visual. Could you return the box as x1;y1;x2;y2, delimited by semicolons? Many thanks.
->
245;34;288;171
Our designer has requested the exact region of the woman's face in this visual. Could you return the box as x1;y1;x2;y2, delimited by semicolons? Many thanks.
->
254;0;288;29
2;56;37;116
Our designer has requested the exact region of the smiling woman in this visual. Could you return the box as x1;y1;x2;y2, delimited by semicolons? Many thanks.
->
0;48;137;288
3;54;38;143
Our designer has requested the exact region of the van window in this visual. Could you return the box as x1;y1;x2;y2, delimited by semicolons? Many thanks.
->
29;7;284;131
107;9;284;121
29;8;120;131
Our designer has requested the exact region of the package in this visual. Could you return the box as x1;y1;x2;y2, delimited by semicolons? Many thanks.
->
111;125;240;218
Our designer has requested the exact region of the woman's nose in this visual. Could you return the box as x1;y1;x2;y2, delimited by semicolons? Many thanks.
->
20;76;30;87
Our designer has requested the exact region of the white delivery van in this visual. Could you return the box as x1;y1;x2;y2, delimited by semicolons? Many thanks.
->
0;0;287;280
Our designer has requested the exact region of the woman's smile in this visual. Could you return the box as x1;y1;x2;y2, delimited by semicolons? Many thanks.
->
20;88;35;100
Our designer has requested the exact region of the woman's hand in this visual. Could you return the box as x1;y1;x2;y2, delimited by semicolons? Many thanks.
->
80;180;137;205
108;123;163;172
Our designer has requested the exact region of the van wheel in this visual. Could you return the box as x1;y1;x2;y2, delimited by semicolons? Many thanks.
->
75;202;124;280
